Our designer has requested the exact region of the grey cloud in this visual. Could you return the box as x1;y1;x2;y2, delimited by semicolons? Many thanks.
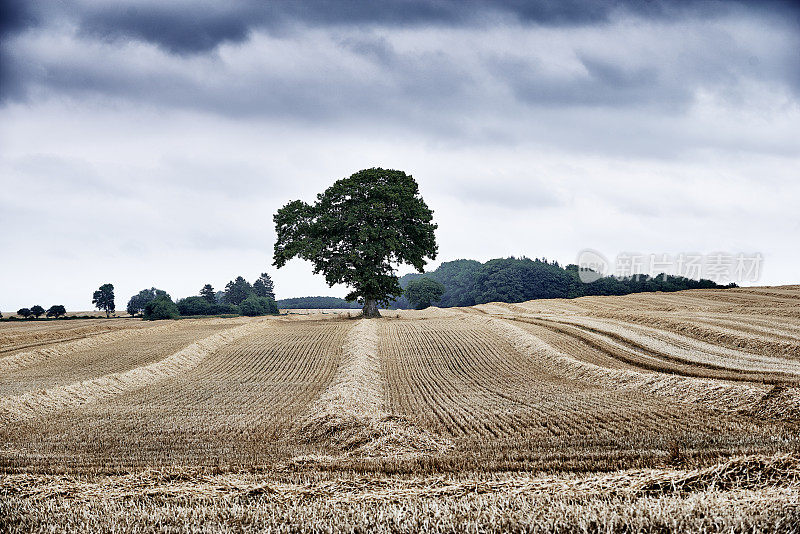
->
453;181;567;210
494;55;689;109
8;154;128;196
11;0;799;57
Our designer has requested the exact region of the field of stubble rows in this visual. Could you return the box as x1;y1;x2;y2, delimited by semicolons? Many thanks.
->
2;287;800;532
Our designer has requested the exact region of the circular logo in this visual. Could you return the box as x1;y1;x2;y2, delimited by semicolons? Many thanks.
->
576;249;609;283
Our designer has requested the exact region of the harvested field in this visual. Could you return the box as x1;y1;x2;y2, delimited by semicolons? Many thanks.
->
0;318;151;357
4;455;800;533
2;286;800;531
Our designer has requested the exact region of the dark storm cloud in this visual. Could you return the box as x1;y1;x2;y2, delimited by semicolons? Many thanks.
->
8;0;797;55
1;0;798;158
494;55;684;109
0;0;39;99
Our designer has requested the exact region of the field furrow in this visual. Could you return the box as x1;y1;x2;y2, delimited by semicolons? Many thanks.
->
381;316;759;449
0;319;242;396
0;318;352;469
0;319;270;424
2;286;798;477
469;313;778;412
556;316;800;378
0;319;155;356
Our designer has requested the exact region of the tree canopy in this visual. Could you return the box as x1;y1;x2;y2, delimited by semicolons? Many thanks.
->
29;305;45;318
17;307;31;318
239;296;279;316
273;168;437;318
393;257;730;308
46;305;67;318
176;296;212;316
224;276;255;305
405;277;445;310
276;296;362;309
92;283;115;317
127;288;170;316
143;296;180;320
200;284;216;304
253;273;275;300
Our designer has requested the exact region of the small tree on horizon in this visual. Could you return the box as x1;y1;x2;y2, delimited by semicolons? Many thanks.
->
253;273;275;300
200;284;216;304
46;305;67;318
30;305;45;318
92;283;115;318
17;307;32;318
273;168;437;318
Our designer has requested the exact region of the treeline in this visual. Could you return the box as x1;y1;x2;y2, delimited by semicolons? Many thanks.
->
392;257;733;309
276;296;362;309
126;273;279;320
3;305;68;320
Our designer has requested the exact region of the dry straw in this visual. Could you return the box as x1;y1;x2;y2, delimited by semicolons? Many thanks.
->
297;318;451;459
0;318;271;424
469;313;800;416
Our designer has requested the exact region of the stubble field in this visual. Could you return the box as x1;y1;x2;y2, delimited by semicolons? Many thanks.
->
2;286;800;532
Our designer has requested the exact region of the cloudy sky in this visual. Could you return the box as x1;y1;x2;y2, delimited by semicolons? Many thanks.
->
1;0;799;311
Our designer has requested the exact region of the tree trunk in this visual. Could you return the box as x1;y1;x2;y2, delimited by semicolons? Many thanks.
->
362;298;381;318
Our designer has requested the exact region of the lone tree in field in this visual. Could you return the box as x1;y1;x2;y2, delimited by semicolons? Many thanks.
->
274;168;438;318
92;283;115;317
200;284;216;304
405;277;445;310
46;305;67;318
30;305;45;318
253;273;276;300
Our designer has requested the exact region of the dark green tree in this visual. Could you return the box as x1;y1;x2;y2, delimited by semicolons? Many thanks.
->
176;296;212;316
199;284;216;304
46;305;67;318
127;288;169;316
404;277;445;310
92;283;115;317
276;296;362;309
17;307;32;318
239;296;279;316
274;168;437;318
224;276;255;305
143;296;180;320
253;273;276;300
29;305;45;318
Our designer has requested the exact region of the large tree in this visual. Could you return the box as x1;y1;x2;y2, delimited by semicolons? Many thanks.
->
92;283;115;317
46;305;67;318
127;288;169;316
199;284;216;304
253;273;275;300
273;168;437;318
224;276;255;305
29;305;45;318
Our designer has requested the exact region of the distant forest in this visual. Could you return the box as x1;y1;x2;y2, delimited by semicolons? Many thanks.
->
277;296;363;309
391;257;732;309
276;257;731;310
